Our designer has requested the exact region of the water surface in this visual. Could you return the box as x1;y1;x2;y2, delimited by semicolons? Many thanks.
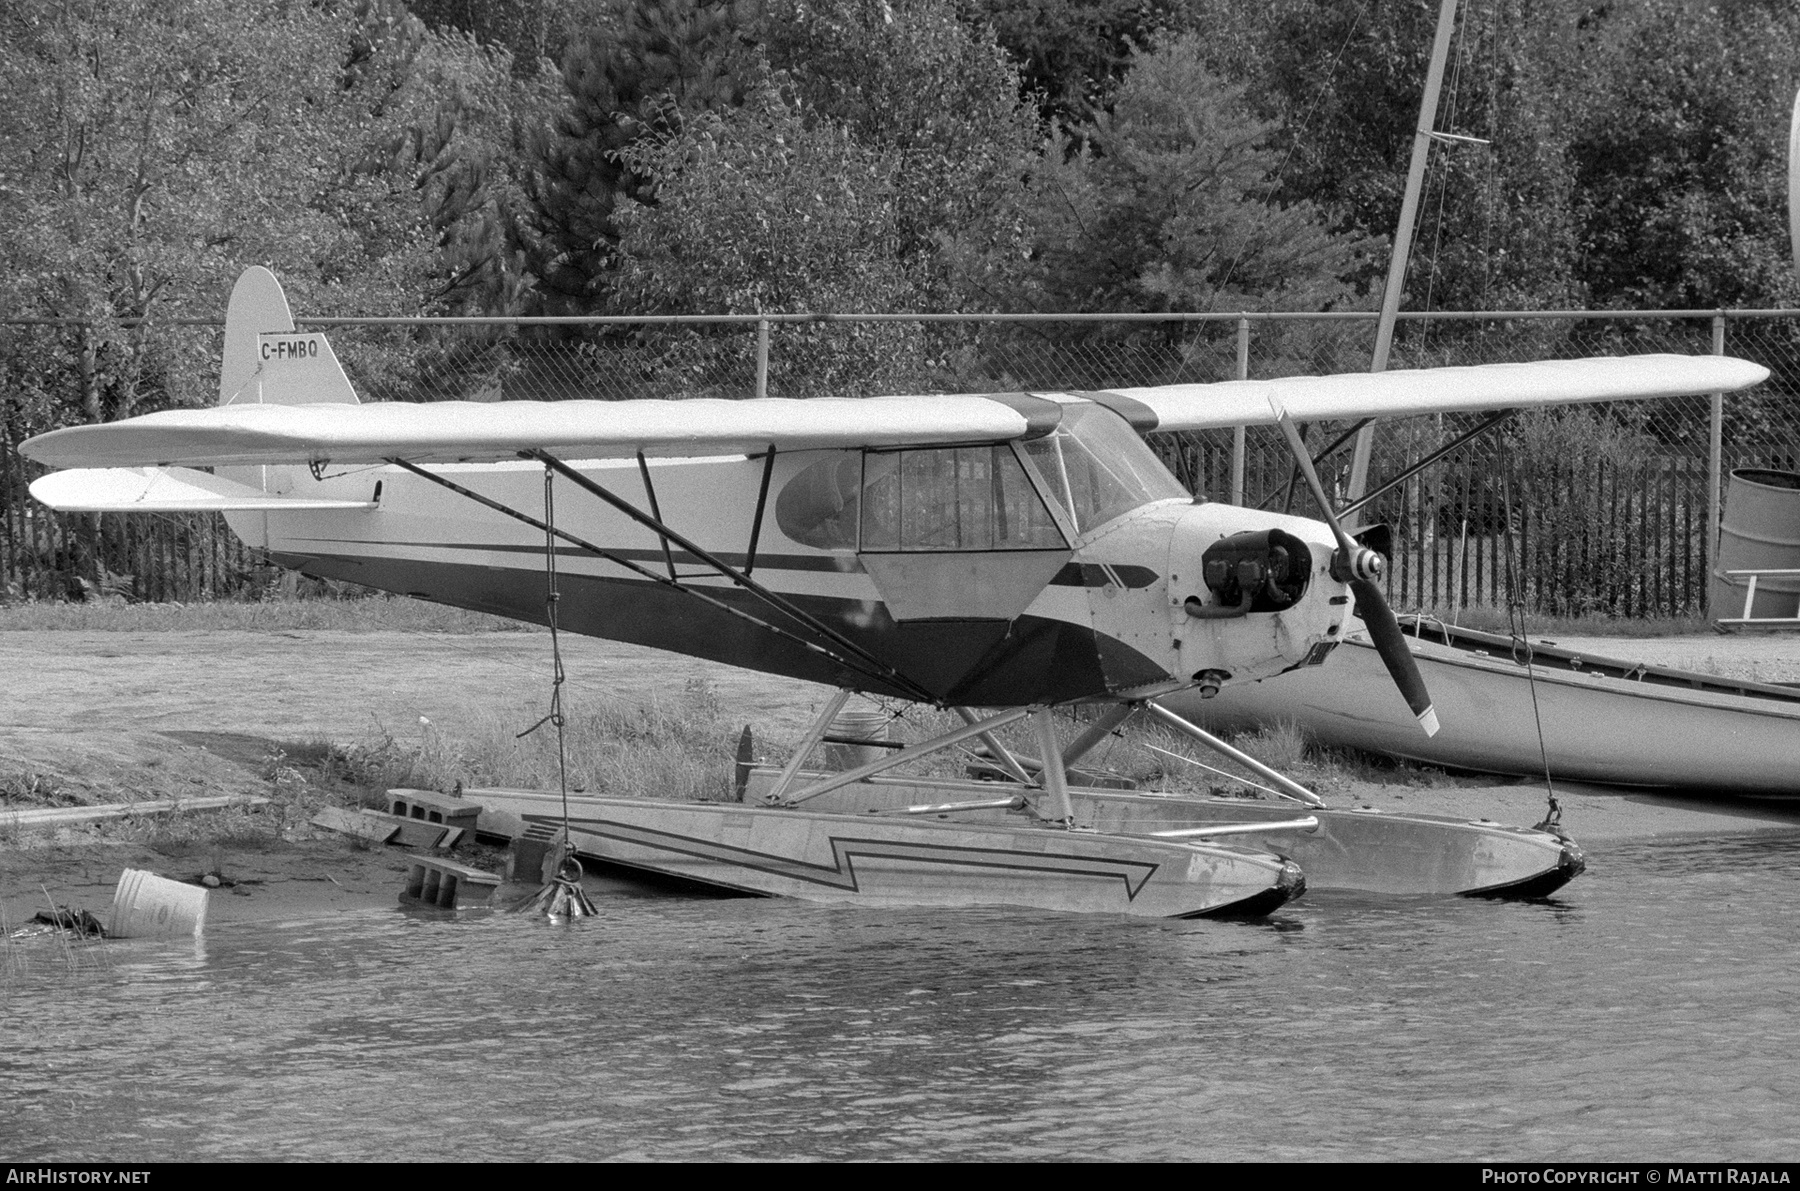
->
4;833;1798;1161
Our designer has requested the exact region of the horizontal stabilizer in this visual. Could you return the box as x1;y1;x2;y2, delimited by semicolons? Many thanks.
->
29;467;377;513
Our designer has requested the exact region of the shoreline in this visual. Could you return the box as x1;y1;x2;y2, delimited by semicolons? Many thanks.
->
4;626;1799;925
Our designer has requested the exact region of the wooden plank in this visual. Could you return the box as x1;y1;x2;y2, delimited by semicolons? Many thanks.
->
2;796;270;831
310;806;402;844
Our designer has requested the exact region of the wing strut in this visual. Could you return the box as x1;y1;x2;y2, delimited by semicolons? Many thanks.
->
386;458;935;702
743;448;776;578
766;703;1039;809
1337;409;1515;520
635;451;678;581
528;450;938;704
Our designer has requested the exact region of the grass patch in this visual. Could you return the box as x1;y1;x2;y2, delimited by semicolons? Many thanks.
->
0;769;75;808
842;702;1454;801
0;595;532;634
1075;716;1444;800
334;678;742;803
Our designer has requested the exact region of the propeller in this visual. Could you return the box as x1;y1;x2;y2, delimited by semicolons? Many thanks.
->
1271;404;1440;737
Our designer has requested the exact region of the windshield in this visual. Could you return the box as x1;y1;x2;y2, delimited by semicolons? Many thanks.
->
1020;403;1189;533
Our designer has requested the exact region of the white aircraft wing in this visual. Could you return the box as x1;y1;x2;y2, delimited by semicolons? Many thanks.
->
1108;354;1768;432
19;354;1769;470
19;394;1047;469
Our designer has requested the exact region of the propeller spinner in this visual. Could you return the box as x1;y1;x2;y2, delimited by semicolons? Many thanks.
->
1272;404;1440;737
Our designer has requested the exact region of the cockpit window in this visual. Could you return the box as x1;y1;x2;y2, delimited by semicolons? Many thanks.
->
775;455;862;549
1019;403;1189;533
861;445;1066;551
773;403;1182;552
774;446;1066;552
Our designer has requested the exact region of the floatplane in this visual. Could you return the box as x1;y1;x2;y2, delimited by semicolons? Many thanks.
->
22;269;1770;916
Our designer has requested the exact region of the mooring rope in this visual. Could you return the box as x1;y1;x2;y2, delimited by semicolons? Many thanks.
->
1500;465;1562;833
516;465;572;845
507;465;598;918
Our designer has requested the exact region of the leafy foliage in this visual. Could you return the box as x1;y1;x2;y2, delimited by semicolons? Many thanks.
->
954;0;1188;132
762;0;1043;304
611;77;933;393
0;0;523;431
947;35;1381;315
407;0;591;73
3;0;1799;424
517;0;766;313
1569;0;1800;311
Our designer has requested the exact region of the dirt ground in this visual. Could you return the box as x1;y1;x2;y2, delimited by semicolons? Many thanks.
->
4;626;1799;926
0;629;835;925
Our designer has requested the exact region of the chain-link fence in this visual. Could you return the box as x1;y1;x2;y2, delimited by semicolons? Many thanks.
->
6;309;1800;618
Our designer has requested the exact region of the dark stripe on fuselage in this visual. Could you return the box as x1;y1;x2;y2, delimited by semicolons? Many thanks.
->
350;540;1162;590
271;549;1172;705
286;538;863;574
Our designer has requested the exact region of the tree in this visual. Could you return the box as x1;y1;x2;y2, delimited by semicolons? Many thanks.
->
953;0;1188;132
407;0;589;74
761;0;1044;307
611;76;932;394
1568;0;1800;311
517;0;766;313
371;26;559;318
1167;0;1592;316
949;35;1381;315
0;0;516;430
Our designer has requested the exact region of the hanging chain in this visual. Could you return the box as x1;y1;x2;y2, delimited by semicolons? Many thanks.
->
517;465;573;847
1500;461;1562;833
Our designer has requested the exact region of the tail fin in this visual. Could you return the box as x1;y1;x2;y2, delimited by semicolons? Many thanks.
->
219;267;359;407
217;267;358;499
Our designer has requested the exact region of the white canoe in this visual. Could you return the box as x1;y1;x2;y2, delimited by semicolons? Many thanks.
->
1170;619;1800;798
464;789;1304;918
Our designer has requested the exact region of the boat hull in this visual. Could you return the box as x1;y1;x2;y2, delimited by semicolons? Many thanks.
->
739;770;1583;898
464;790;1304;918
1172;627;1800;798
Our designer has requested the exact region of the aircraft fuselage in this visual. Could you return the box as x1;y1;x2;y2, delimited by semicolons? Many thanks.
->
227;435;1351;708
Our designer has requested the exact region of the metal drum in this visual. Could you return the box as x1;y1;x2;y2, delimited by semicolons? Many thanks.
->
1711;468;1800;620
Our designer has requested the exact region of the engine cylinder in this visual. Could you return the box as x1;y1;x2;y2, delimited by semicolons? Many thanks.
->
1196;529;1312;614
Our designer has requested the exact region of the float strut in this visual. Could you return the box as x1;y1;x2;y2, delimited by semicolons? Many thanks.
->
1142;702;1326;808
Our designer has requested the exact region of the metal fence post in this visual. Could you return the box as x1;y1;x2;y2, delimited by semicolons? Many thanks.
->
1232;317;1249;506
1707;312;1726;613
756;318;770;400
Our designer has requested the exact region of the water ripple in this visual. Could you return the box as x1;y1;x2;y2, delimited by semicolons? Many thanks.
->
4;834;1798;1160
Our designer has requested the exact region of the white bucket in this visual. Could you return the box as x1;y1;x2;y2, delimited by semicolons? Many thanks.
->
108;869;208;939
825;705;890;771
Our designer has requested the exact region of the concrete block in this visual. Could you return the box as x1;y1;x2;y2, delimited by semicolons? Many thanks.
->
385;788;482;834
401;856;502;909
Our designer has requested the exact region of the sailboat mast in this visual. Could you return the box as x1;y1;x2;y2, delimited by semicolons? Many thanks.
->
1345;0;1461;521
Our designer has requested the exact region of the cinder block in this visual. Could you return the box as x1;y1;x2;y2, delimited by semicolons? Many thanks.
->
385;788;481;834
402;856;502;909
508;821;562;885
